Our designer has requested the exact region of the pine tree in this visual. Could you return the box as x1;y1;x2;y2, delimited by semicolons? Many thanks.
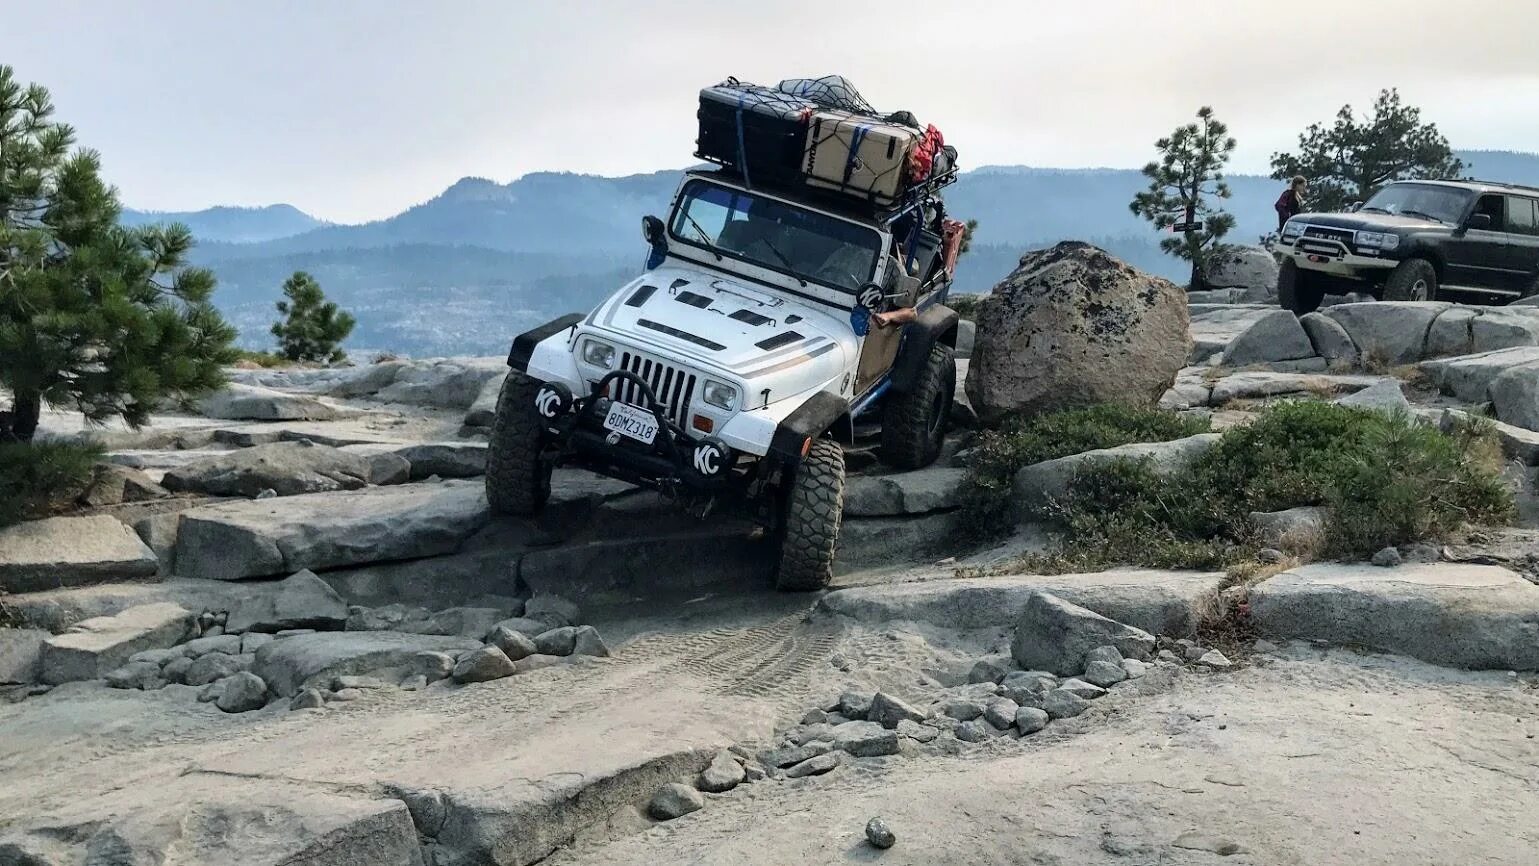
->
1129;107;1237;290
271;271;355;363
1270;89;1465;214
0;66;237;443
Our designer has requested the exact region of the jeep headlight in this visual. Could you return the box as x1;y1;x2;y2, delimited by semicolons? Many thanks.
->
1357;232;1400;250
1282;221;1304;239
702;379;738;411
581;339;616;369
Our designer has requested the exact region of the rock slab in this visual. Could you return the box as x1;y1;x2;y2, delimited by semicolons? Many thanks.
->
1011;592;1155;676
41;602;196;684
0;515;159;594
226;569;349;633
253;631;480;696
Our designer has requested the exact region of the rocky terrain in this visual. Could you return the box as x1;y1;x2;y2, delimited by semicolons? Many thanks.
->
5;245;1539;865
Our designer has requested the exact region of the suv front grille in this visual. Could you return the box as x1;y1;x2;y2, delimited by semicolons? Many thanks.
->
615;351;698;428
1303;226;1355;244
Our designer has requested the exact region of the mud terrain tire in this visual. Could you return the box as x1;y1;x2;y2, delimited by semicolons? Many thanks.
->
1383;258;1438;302
485;373;552;516
879;342;956;470
775;439;845;592
1277;258;1325;314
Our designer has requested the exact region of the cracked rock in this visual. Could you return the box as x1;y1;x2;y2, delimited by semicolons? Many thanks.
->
452;646;517;683
1042;688;1091;719
1083;659;1129;688
784;752;841;778
867;691;926;729
1015;706;1050;734
697;750;746;793
648;783;704;820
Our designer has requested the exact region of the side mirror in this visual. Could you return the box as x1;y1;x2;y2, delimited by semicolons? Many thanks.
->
1466;213;1493;231
642;215;666;247
850;282;885;338
1348;201;1364;213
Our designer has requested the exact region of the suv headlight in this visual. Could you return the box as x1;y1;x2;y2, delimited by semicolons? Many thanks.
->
1356;232;1400;250
702;379;738;411
1281;221;1304;239
581;339;616;369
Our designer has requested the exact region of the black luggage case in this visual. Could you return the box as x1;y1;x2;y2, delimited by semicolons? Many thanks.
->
696;80;813;185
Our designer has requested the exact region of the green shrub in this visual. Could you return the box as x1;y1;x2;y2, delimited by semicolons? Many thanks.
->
233;349;291;369
1013;401;1514;572
960;404;1211;538
946;292;986;321
0;441;104;527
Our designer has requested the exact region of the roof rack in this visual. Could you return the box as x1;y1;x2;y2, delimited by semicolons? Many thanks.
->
1470;178;1539;194
692;154;958;224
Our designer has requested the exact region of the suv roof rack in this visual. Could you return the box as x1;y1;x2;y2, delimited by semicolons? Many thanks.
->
693;158;958;226
1470;178;1539;195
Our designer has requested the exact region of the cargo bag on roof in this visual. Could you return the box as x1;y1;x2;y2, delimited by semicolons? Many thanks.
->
802;111;919;207
775;76;878;115
696;80;815;185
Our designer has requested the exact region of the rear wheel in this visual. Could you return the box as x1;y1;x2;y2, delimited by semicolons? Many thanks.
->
774;439;845;592
1277;259;1325;314
485;373;552;516
879;343;956;470
1383;258;1438;302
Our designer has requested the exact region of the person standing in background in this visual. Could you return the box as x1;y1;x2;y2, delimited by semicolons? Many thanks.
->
1275;175;1308;231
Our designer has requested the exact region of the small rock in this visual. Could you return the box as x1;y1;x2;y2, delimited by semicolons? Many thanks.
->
290;688;325;710
865;817;896;850
1197;650;1233;670
697;750;746;793
1400;542;1440;564
128;648;179;666
1371;546;1403;568
743;763;767;782
867;692;926;729
832;720;900;757
571;625;610;657
184;652;244;687
161;655;193;685
1157;649;1182;664
646;783;705;822
105;661;165;690
1042;689;1091;719
1183;644;1207;662
1014;706;1050;734
452;646;517;683
204;625;225;638
1083;646;1124;666
512;653;566;674
967;658;1007;684
412;650;458;682
215;672;268;713
533;626;578;656
1058;678;1108;699
939;698;986;722
983;697;1019;730
400;674;428;691
1257;547;1286;564
332;675;389;690
330;687;362;702
196;680;225;703
784;752;841;778
182;634;242;657
896;719;939;743
1001;670;1056;690
254;488;278;499
1000;686;1045;709
954;720;992;743
801;708;833;725
1121;658;1149;679
240;632;275;654
789;723;834;746
837;690;873;720
1082;659;1128;688
760;742;832;769
523;594;581;629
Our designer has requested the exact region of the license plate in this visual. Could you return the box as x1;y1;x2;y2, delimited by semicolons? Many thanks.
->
1301;244;1338;256
603;402;659;445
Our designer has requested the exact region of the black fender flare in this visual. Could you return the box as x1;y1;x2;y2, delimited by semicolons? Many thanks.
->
888;303;959;394
768;391;849;466
507;313;584;372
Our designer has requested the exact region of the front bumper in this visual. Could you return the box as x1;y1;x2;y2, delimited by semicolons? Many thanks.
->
1276;237;1398;279
531;371;739;494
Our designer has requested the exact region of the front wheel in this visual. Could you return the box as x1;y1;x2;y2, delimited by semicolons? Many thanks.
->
879;343;956;470
774;439;845;592
485;373;553;516
1277;258;1324;314
1383;258;1438;302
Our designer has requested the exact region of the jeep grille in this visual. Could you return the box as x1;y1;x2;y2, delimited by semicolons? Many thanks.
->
616;351;699;428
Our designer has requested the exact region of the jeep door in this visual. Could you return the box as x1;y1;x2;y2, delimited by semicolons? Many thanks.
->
1503;195;1539;295
1446;194;1513;291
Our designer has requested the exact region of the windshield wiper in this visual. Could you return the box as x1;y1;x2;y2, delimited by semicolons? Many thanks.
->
1359;206;1391;214
758;236;808;287
1400;209;1445;224
681;213;723;261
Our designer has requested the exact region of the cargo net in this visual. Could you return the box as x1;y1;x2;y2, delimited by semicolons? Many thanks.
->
775;75;878;116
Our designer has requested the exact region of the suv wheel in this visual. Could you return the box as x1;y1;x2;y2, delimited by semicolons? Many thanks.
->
879;343;956;470
1383;258;1438;302
1278;259;1324;314
485;373;553;516
774;438;844;592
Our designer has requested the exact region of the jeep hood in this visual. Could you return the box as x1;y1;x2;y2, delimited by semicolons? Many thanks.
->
584;266;854;396
1294;212;1446;232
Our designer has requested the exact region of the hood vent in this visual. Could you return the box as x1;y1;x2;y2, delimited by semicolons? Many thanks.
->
624;285;657;307
756;331;805;351
730;309;772;327
638;319;726;351
675;291;713;309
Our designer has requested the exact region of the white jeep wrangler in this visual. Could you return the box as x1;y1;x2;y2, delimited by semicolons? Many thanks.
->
487;168;961;590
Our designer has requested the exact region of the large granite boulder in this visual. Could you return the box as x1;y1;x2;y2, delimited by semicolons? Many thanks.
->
161;440;404;498
966;243;1190;424
0;515;158;594
377;359;505;410
225;570;349;634
195;383;338;421
1424;306;1539;359
1219;309;1315;366
1011;591;1155;676
1202;245;1279;299
1323;302;1450;366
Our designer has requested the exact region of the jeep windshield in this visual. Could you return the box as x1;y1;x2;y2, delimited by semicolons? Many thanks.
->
1359;183;1473;224
668;180;881;293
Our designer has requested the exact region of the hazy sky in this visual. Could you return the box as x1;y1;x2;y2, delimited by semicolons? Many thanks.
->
7;0;1538;223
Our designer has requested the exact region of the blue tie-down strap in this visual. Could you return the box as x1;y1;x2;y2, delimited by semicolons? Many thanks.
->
645;245;665;270
849;304;871;337
734;96;752;189
843;124;870;186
